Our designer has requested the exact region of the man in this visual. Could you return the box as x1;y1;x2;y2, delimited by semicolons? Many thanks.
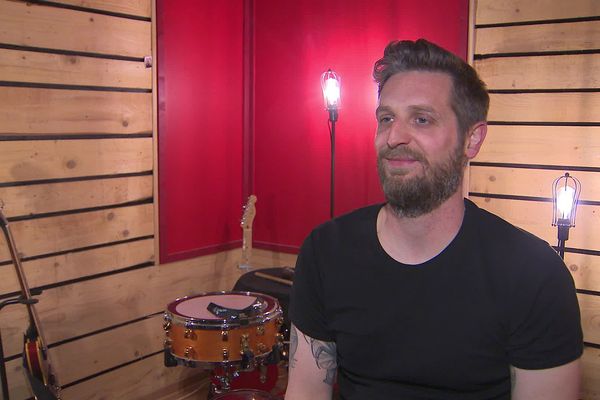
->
285;39;583;400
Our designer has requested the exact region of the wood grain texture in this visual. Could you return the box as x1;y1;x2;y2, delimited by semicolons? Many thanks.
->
579;293;600;344
0;0;151;58
0;249;242;357
475;54;600;90
0;175;153;218
0;49;151;88
59;352;210;400
0;203;154;262
583;346;600;400
471;197;599;251
475;0;600;25
51;314;164;385
488;92;600;123
0;87;152;135
0;138;152;184
50;0;152;18
564;252;600;293
0;238;154;294
475;21;600;54
469;166;600;200
474;125;600;166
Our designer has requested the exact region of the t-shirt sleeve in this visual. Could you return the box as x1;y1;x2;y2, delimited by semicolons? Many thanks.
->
506;245;584;370
289;231;335;342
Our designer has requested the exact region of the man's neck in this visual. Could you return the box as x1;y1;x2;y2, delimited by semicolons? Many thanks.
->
376;191;466;265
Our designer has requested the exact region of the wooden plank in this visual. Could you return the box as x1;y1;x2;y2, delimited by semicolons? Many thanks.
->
60;352;210;400
4;358;33;400
0;0;151;58
0;203;154;262
50;0;152;18
475;21;600;55
579;294;600;344
469;166;600;200
470;197;599;252
0;87;152;135
0;175;153;218
0;48;151;89
0;249;242;357
583;346;600;400
474;125;600;166
475;54;600;90
0;138;153;184
51;314;163;385
475;0;600;25
0;238;155;294
488;92;600;123
564;252;600;293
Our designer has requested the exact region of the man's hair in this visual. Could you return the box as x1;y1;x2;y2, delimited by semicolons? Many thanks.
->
373;38;489;137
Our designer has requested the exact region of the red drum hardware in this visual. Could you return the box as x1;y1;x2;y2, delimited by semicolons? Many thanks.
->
164;291;285;397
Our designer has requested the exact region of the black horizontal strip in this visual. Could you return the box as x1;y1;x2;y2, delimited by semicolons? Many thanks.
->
585;342;600;350
577;289;600;296
0;261;154;304
470;162;600;173
476;15;600;29
7;197;152;222
489;88;600;94
0;170;153;188
0;234;154;267
24;0;151;22
469;192;600;207
61;349;163;389
475;49;600;60
0;43;144;63
559;246;600;257
488;121;600;127
0;133;153;141
0;81;151;93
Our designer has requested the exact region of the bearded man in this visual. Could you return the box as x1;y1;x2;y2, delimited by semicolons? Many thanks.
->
285;39;582;400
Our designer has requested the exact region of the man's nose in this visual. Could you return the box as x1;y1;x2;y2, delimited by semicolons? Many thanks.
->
387;122;412;148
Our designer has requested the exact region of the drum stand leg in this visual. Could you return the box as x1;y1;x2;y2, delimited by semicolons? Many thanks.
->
209;365;238;399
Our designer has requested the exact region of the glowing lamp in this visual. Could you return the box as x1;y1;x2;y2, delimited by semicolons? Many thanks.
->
320;69;341;122
551;172;581;259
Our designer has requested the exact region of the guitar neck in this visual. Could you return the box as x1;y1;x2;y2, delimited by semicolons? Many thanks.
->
241;227;253;266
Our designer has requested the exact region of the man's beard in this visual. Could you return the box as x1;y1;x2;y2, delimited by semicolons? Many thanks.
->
377;142;467;218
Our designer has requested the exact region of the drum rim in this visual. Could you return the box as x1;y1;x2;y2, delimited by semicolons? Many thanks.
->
165;291;282;329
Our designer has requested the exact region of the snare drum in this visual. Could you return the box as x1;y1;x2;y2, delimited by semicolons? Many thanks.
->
212;389;279;400
164;292;283;367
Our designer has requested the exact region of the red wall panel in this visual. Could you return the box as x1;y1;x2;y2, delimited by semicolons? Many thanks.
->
157;0;244;263
252;0;469;251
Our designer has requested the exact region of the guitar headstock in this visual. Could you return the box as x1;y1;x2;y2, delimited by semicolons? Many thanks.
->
240;195;257;230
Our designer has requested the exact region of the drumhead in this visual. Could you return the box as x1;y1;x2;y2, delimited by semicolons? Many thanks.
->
166;291;281;328
212;389;279;400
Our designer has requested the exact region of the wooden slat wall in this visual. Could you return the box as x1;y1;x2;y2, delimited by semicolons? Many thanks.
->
0;1;249;399
472;1;600;398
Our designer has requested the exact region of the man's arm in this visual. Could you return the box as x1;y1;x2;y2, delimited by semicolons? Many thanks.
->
284;323;337;400
511;358;581;400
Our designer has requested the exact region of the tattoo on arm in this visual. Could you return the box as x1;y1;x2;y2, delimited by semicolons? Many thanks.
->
289;324;338;385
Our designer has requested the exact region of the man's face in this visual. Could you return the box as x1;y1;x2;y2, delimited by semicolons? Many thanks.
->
375;71;467;217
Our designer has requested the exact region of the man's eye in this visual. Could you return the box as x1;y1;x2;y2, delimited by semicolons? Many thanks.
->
378;116;393;124
415;116;429;125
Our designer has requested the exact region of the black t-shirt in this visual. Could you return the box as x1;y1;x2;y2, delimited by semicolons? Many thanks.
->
290;199;583;400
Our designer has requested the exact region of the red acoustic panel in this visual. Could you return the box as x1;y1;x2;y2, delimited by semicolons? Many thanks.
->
252;0;469;251
157;0;244;263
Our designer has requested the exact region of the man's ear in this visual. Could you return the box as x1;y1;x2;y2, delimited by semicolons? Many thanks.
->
465;122;487;159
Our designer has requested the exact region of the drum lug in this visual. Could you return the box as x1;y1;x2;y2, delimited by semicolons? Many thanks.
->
221;330;229;342
257;324;265;336
184;346;195;359
222;349;229;362
184;328;196;340
240;334;255;370
163;320;171;331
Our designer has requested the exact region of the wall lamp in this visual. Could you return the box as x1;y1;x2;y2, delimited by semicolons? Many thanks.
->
552;172;581;259
321;69;341;219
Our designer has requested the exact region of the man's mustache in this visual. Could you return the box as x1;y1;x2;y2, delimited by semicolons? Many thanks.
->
378;146;427;165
